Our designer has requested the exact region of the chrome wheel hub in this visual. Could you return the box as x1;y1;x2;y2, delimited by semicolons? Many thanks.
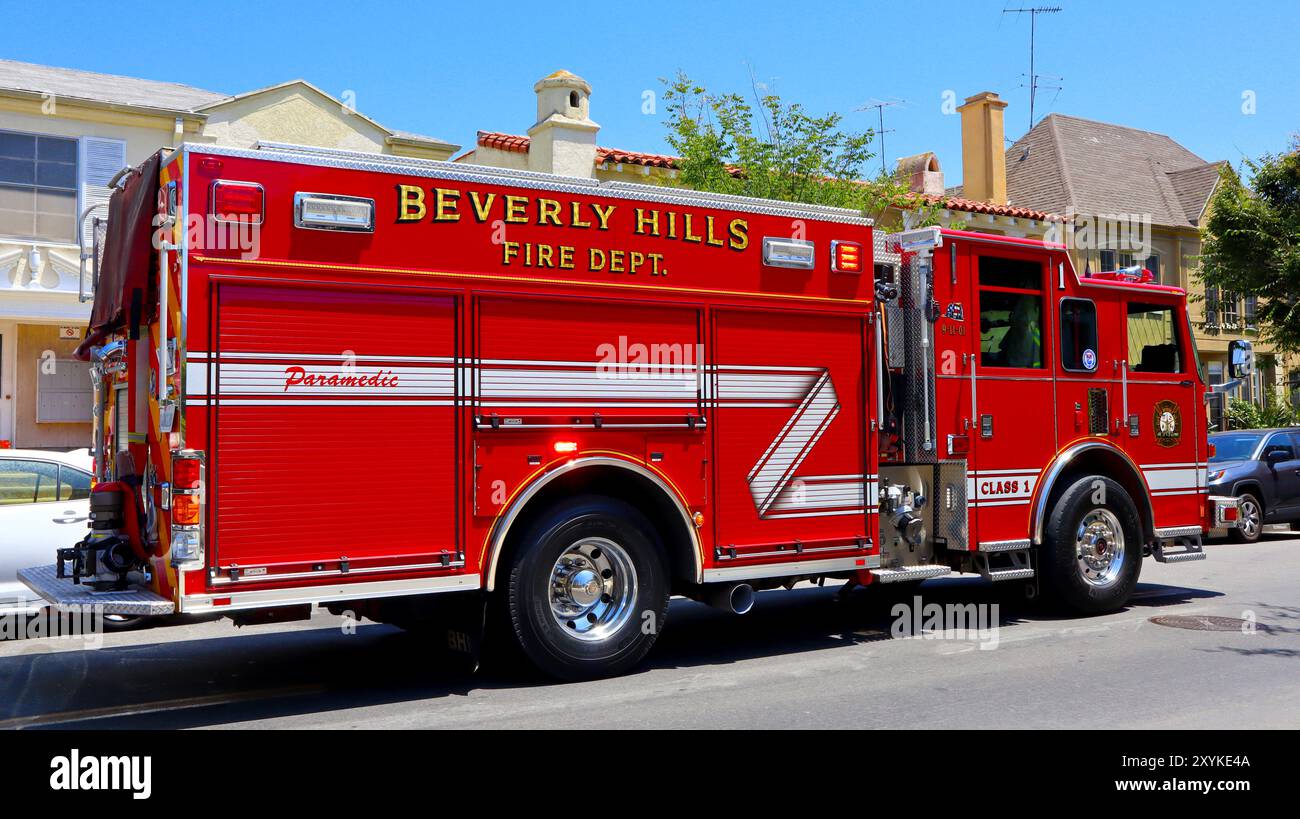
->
1239;499;1260;538
548;537;637;641
1075;508;1126;588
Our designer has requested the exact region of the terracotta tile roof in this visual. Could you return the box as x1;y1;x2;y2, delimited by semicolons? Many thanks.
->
596;145;679;168
921;194;1064;222
477;131;532;154
477;131;681;168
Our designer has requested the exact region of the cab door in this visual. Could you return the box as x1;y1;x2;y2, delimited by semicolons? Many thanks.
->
1056;295;1122;447
967;246;1057;546
1122;299;1202;527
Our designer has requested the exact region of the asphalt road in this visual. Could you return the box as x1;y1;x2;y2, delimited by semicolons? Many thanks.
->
2;534;1297;730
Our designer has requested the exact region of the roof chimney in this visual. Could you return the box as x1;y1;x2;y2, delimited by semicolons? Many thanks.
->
527;70;599;178
894;152;945;197
958;92;1009;205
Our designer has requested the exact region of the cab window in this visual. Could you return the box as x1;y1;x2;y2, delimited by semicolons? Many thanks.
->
979;256;1044;369
1059;298;1098;372
1127;303;1184;373
0;459;60;505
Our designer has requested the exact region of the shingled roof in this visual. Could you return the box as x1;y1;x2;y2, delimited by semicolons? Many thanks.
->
0;58;226;112
0;59;455;150
1005;113;1224;228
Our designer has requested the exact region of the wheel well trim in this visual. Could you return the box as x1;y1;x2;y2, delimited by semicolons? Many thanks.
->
1030;440;1155;545
1230;481;1263;508
481;455;704;592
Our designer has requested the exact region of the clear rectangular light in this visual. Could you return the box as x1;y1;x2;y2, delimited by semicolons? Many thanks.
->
762;237;816;269
294;193;375;232
170;528;203;565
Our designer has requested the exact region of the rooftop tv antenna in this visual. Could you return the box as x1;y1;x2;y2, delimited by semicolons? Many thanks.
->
1002;5;1062;129
856;98;905;176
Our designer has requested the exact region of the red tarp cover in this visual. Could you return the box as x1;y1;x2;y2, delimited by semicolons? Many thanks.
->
75;151;162;359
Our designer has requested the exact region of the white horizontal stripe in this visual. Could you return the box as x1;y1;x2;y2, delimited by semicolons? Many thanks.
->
217;399;453;406
216;352;454;363
479;401;700;408
1142;468;1201;491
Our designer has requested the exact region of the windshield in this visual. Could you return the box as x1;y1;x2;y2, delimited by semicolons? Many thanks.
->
1211;432;1264;461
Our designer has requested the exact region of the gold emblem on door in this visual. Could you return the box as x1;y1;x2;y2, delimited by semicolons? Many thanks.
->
1154;400;1181;447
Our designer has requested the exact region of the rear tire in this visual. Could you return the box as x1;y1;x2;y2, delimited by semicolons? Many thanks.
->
1039;476;1142;614
506;495;669;681
100;614;148;632
1229;492;1262;543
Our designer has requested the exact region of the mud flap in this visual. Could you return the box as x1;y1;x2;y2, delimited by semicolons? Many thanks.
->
435;592;488;674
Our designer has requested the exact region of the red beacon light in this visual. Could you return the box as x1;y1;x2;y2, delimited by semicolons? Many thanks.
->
211;180;265;225
830;241;863;274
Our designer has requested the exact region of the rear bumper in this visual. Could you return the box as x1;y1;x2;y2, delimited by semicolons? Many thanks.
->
18;565;174;616
1209;494;1244;529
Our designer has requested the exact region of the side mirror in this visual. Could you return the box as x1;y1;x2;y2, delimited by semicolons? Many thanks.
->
1264;447;1290;464
1229;339;1255;380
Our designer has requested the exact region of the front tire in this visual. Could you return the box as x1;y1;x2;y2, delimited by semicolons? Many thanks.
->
1039;476;1143;614
1229;492;1262;543
507;496;669;680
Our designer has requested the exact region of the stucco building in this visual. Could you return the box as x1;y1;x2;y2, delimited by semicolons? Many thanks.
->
0;59;457;448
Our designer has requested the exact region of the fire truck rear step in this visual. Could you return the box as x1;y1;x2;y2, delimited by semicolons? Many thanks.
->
870;565;951;583
975;549;1034;582
19;564;175;616
1152;532;1207;564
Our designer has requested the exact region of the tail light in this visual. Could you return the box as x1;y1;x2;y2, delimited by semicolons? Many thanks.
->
172;494;201;526
1207;442;1216;458
211;181;265;225
169;450;205;567
173;456;202;489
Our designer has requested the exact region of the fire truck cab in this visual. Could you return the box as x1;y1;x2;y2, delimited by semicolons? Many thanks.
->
21;143;1242;679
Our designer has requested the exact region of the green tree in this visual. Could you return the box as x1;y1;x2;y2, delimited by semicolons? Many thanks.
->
660;72;939;222
1200;145;1300;351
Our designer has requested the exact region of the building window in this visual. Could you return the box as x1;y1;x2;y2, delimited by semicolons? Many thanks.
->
1204;285;1220;330
1145;253;1161;283
0;130;78;243
1221;291;1240;330
1244;295;1258;332
978;256;1044;369
1127;303;1184;373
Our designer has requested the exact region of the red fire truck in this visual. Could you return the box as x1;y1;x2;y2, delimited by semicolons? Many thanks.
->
23;143;1242;679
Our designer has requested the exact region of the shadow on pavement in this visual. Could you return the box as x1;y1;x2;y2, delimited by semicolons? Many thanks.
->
0;576;1225;729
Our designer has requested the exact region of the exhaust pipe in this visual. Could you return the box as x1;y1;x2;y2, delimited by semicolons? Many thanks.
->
698;582;755;615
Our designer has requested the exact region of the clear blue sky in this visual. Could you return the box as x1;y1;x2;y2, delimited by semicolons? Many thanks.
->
5;0;1296;181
